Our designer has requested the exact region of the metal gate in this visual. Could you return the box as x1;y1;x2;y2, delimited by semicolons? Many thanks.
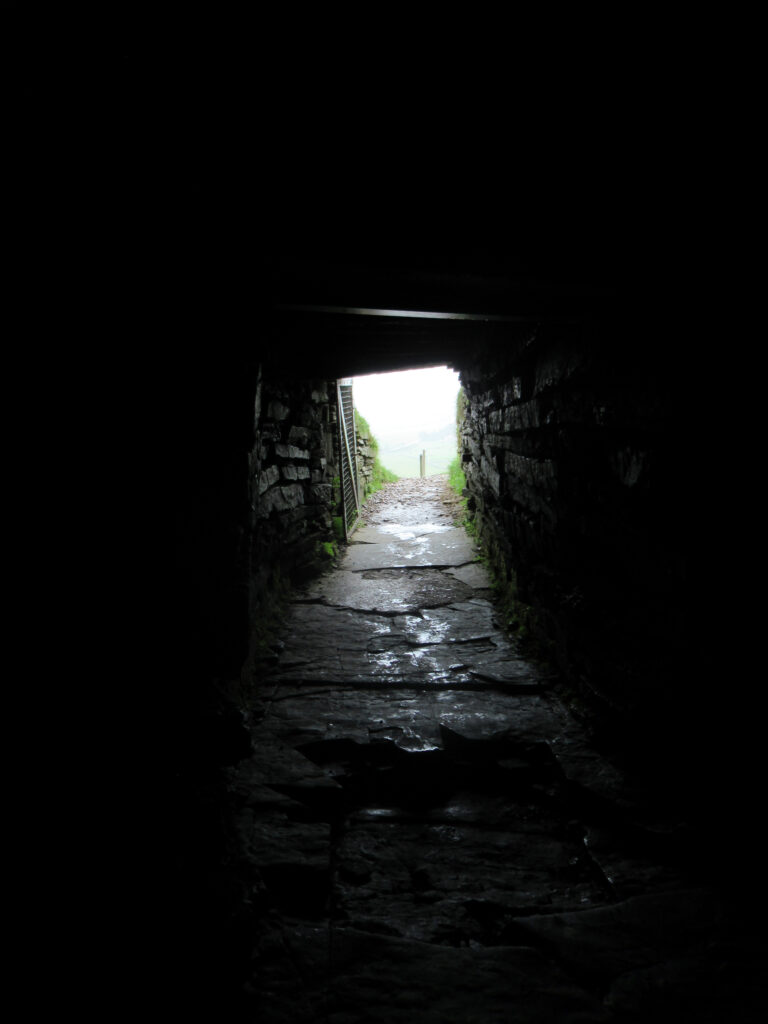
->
337;379;360;539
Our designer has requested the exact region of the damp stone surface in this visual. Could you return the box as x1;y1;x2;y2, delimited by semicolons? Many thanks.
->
232;476;766;1023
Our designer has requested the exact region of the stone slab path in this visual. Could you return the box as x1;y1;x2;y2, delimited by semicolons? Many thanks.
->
233;477;766;1022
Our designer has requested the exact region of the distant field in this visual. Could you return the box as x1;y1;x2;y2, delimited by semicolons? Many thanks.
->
377;437;457;478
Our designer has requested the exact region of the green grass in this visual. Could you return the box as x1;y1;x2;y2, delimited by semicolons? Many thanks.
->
447;454;477;534
376;440;456;477
354;410;377;452
368;461;398;496
448;455;466;495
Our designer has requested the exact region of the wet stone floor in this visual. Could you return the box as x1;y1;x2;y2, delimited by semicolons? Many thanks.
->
232;477;766;1022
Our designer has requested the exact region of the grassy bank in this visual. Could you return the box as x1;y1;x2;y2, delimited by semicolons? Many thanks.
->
355;410;398;498
448;455;466;496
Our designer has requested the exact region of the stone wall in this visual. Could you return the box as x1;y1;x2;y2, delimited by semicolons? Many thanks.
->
249;375;341;613
355;420;376;501
458;325;684;727
174;360;344;697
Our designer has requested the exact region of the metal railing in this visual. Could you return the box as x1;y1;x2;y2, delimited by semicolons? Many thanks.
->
337;380;360;540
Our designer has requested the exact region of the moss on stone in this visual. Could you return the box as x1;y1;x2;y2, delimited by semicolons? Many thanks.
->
320;540;337;560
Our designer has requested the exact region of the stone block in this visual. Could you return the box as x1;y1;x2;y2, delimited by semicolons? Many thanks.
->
504;452;556;489
288;424;311;446
480;455;501;498
258;464;280;494
262;483;305;515
310;484;332;505
501;378;523;405
275;443;310;461
504;400;541;432
485;433;515;453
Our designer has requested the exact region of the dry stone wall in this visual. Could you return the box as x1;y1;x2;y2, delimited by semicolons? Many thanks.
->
249;376;341;606
355;423;376;501
458;326;684;724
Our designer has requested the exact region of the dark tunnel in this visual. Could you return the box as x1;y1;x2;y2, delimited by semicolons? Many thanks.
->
6;17;755;1017
158;220;768;1022
131;44;759;1014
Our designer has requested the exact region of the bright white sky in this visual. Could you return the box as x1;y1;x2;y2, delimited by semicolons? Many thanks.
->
352;366;461;441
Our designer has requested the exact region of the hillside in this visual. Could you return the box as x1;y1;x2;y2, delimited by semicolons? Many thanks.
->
376;422;457;477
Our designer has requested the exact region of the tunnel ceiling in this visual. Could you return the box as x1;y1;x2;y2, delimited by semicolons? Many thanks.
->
127;33;665;384
168;148;650;381
268;244;628;379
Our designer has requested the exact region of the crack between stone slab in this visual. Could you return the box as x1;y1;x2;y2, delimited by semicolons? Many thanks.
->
468;670;541;688
284;599;493;618
268;688;340;703
404;638;493;648
267;678;525;693
364;635;496;650
346;561;480;573
318;602;475;616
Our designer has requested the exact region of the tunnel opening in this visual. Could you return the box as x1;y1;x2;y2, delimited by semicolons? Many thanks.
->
351;365;462;482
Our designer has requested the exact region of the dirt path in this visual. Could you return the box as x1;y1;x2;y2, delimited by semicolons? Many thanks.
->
230;478;762;1022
